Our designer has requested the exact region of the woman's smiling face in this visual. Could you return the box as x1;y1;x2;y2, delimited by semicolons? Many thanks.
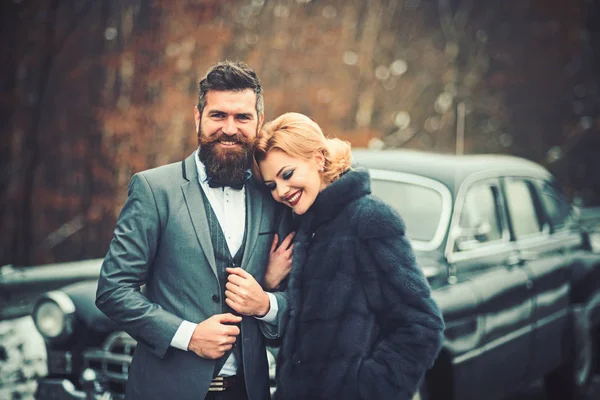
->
259;149;326;215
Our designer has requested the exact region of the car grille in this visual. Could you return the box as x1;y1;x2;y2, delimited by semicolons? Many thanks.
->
82;331;136;398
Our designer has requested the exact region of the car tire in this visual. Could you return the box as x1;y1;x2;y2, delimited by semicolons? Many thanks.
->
544;306;596;400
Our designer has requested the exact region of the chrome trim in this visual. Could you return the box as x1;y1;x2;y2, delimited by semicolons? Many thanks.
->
444;169;541;261
421;265;440;279
81;331;137;394
453;320;531;365
533;307;570;328
41;290;76;314
443;314;486;355
103;331;136;353
511;227;551;244
83;350;132;382
36;378;88;399
445;175;512;264
454;307;570;365
447;239;513;264
584;290;600;315
368;169;453;251
547;230;583;247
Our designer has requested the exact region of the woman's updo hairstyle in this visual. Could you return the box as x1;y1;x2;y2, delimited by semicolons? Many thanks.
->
252;112;352;184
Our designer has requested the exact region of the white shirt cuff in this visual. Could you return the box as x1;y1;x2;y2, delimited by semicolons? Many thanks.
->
170;320;197;351
255;292;278;323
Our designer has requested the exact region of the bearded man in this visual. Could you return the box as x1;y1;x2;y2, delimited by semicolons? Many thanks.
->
96;61;294;400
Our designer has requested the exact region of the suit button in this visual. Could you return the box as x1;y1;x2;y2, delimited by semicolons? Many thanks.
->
212;294;220;303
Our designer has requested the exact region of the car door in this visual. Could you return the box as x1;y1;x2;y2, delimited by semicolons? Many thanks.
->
446;177;534;400
503;177;579;382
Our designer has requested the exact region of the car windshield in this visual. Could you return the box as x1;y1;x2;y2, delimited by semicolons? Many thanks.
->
370;178;445;245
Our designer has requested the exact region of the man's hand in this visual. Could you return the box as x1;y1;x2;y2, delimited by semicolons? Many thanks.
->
225;268;270;317
188;313;242;359
264;232;295;290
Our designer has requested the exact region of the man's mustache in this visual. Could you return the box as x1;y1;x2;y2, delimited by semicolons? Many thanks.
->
200;132;251;145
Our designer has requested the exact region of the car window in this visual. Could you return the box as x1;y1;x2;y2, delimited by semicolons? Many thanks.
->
370;179;443;243
455;180;504;251
504;178;543;238
539;180;572;232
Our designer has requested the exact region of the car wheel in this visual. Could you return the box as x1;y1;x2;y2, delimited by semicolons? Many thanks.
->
544;306;596;400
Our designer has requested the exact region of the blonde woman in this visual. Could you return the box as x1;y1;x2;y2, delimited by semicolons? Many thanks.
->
253;112;444;400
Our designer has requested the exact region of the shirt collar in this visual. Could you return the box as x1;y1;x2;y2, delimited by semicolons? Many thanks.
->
194;148;210;185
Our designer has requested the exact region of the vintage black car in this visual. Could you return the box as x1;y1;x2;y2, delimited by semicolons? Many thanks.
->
32;149;600;400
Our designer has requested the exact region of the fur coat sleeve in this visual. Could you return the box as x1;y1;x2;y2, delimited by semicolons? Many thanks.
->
355;202;445;399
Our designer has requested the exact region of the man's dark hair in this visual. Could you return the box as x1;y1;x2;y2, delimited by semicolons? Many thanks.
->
197;60;264;117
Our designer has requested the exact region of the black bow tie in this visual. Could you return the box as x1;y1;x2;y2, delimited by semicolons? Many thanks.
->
206;170;252;190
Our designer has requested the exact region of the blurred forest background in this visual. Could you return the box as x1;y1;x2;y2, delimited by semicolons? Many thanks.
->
1;0;599;267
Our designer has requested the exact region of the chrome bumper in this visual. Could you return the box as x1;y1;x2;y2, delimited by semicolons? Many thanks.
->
35;378;87;400
36;377;117;400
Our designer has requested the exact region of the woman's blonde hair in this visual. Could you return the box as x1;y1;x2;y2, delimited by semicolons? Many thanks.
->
252;112;352;183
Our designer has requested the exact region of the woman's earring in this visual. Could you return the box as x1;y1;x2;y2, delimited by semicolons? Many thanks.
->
320;165;324;172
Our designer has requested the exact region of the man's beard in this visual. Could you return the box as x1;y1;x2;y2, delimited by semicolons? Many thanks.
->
198;129;255;186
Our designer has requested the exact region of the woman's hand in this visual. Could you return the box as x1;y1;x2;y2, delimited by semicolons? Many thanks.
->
264;232;295;290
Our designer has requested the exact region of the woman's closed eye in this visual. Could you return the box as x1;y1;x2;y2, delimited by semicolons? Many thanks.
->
265;169;294;191
282;169;294;180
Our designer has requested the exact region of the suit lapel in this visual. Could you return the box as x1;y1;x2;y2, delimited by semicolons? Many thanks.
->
242;181;264;273
181;153;218;277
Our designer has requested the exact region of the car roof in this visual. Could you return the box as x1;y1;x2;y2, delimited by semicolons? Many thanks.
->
352;148;551;193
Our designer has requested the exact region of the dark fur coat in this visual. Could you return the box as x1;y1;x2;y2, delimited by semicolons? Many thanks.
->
275;167;445;400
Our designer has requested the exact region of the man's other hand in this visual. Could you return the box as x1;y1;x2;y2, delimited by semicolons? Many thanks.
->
188;313;241;359
225;268;270;317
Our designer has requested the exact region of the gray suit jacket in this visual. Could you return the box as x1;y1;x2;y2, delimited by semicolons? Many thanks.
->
96;152;290;400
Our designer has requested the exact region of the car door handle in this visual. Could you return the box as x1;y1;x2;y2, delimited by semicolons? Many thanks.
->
526;279;534;290
506;253;523;267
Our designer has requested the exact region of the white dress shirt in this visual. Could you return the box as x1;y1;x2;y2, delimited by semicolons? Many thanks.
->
169;150;278;376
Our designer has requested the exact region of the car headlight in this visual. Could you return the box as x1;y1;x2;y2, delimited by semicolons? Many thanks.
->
32;291;75;342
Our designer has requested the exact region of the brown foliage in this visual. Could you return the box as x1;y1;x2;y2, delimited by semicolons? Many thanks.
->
0;0;598;265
